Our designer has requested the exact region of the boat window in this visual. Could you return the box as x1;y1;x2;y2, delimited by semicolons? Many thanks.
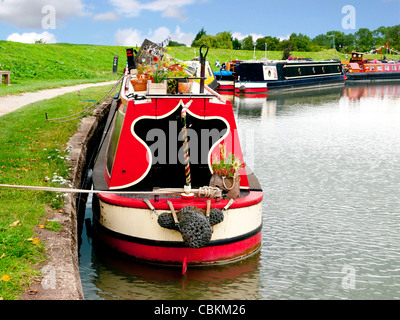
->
106;110;125;176
393;66;398;71
385;66;390;71
370;66;374;71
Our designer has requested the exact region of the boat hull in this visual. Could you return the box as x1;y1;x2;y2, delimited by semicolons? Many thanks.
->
345;71;400;83
216;81;235;94
92;192;263;266
235;60;345;96
235;75;345;96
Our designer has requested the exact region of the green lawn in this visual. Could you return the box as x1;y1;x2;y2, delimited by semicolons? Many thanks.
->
2;41;398;97
0;41;128;96
0;84;116;300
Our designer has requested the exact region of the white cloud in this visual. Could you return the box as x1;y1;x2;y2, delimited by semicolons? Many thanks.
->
278;34;291;41
171;26;195;46
7;31;57;44
109;0;141;17
114;26;194;47
114;28;144;47
93;11;121;21
161;6;187;22
0;0;87;29
232;32;265;41
109;0;195;21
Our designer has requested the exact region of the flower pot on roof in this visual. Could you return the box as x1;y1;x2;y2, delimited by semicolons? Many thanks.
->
209;143;244;199
131;74;150;92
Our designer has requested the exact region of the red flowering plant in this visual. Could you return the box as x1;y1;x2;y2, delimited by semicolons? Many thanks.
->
211;143;244;179
148;56;190;83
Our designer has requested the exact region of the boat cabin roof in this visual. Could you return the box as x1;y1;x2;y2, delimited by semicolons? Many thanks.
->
238;59;341;65
349;63;361;70
122;73;226;104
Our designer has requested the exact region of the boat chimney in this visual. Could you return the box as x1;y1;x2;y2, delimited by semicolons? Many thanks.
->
126;48;137;72
199;45;209;94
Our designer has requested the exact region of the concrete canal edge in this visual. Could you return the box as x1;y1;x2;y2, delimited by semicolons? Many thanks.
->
22;98;112;300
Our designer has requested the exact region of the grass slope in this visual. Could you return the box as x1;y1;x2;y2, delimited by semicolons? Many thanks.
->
2;41;398;96
0;42;127;96
0;85;116;300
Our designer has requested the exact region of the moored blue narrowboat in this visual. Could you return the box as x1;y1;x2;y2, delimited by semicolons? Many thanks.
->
235;59;345;96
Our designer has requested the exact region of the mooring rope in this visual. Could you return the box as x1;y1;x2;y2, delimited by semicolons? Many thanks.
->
45;76;123;123
0;184;222;198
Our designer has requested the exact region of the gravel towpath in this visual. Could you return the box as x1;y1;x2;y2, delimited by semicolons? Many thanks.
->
0;81;117;117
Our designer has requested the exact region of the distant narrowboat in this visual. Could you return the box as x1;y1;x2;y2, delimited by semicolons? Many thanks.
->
234;59;345;96
345;52;400;82
214;60;242;94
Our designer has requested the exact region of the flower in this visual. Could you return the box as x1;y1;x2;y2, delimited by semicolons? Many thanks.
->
211;143;244;179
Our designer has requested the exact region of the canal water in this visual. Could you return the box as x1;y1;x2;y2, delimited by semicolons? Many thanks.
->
79;83;400;300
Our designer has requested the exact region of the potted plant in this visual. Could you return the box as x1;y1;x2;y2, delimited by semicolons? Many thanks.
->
175;70;193;93
209;143;244;199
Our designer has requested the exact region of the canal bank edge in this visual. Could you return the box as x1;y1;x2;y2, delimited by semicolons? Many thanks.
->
21;97;113;300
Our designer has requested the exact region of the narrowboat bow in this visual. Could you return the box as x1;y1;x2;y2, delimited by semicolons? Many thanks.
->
92;42;263;271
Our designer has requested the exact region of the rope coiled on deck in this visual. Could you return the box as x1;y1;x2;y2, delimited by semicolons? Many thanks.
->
0;183;222;198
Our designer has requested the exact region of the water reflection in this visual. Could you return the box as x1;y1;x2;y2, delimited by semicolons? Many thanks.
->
80;83;400;300
235;87;344;119
88;247;261;300
79;196;263;300
345;83;400;100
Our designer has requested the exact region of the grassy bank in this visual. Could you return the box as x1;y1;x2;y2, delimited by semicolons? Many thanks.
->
0;42;126;96
0;84;115;300
2;41;399;96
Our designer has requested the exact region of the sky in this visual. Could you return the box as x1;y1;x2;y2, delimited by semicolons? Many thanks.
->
0;0;399;47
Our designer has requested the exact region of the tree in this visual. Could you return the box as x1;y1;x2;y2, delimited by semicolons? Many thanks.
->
241;35;254;51
373;26;387;47
191;28;206;47
282;45;292;60
232;38;241;50
192;34;213;48
342;33;357;52
277;38;295;51
192;31;233;49
326;31;346;52
290;33;312;52
168;40;186;47
256;36;280;51
213;31;233;49
312;33;331;49
355;28;374;52
383;25;400;49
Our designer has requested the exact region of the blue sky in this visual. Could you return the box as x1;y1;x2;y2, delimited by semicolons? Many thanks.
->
0;0;399;46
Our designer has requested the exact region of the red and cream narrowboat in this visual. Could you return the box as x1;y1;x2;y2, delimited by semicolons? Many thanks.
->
345;52;400;82
92;41;263;271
